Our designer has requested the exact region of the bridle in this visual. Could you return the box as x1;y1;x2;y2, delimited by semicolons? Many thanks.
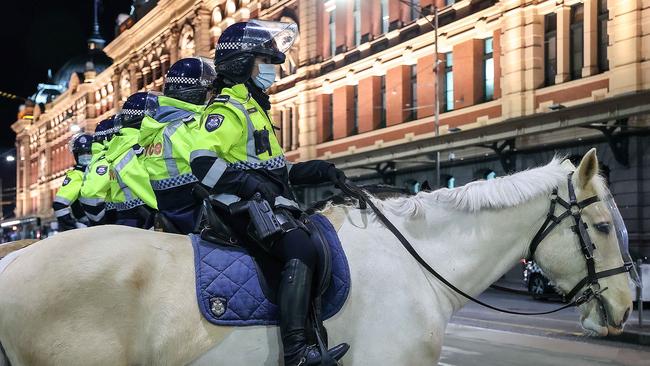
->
527;172;633;307
339;172;632;316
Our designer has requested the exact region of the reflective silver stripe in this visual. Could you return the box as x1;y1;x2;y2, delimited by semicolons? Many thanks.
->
190;149;218;163
162;121;183;177
211;193;241;205
54;196;71;206
86;209;105;222
201;159;229;189
114;150;136;201
226;99;263;164
79;197;104;206
286;162;294;174
55;208;71;217
274;196;300;209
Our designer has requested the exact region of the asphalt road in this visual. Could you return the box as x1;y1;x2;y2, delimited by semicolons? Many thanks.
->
439;288;650;365
441;323;650;366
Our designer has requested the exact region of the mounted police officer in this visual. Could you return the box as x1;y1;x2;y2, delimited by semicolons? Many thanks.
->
190;20;349;366
52;133;93;231
80;116;118;226
139;57;217;234
107;92;158;228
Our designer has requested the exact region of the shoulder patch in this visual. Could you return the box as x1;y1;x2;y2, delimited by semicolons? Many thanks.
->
214;95;230;103
205;114;224;132
62;177;71;186
132;144;145;156
96;165;108;176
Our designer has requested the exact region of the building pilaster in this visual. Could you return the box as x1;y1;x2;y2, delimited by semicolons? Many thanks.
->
609;0;644;93
193;7;212;57
582;0;598;77
555;5;571;84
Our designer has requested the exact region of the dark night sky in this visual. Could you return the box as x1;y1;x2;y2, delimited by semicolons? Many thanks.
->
0;0;133;149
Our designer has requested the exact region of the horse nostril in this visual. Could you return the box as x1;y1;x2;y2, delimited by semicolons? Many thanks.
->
622;307;630;323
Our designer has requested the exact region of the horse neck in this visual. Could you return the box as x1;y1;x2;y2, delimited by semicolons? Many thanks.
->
403;193;551;312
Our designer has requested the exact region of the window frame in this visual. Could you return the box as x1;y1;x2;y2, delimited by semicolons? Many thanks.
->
444;52;454;112
483;37;494;102
544;12;557;86
597;0;609;72
569;3;584;81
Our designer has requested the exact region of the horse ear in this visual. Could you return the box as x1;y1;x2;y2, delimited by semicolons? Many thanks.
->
421;180;432;192
575;148;599;189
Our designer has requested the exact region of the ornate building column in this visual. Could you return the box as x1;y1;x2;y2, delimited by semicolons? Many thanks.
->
582;0;598;77
193;7;212;57
555;5;571;84
500;0;542;118
168;26;181;64
111;71;121;109
609;0;644;93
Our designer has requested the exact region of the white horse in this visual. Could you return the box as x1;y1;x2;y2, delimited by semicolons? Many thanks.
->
0;149;633;365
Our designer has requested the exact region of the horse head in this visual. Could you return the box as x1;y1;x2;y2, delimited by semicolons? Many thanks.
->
533;148;634;336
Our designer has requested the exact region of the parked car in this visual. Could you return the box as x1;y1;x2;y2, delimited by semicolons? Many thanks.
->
522;260;563;300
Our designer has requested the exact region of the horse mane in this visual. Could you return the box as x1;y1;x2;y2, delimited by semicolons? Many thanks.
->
368;156;572;216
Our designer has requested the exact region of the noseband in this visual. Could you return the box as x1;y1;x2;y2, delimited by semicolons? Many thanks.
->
528;172;633;304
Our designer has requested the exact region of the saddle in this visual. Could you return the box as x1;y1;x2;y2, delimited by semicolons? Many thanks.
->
191;194;351;331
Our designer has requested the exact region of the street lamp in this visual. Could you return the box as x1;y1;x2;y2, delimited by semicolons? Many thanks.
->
5;155;15;163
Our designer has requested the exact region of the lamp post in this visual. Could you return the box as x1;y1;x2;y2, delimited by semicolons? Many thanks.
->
0;149;16;222
433;6;440;188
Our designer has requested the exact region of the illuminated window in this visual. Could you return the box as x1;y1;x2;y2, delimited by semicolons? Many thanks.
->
410;0;420;21
486;171;497;180
483;38;494;101
329;9;336;57
354;0;361;46
381;0;389;34
444;53;454;111
410;65;418;120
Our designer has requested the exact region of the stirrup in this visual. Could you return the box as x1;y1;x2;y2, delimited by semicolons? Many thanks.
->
296;343;350;366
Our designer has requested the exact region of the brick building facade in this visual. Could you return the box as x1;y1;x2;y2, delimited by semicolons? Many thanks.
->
9;0;650;256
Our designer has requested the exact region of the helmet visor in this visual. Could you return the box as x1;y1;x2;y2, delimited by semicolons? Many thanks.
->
602;192;641;287
144;92;162;118
242;20;298;54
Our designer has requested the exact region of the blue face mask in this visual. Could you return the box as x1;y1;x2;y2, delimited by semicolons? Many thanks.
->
252;64;277;90
78;154;92;166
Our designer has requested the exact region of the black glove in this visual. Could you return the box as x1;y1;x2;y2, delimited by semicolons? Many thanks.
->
326;166;347;187
238;173;279;202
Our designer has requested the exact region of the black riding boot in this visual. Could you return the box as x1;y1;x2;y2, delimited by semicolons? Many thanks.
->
279;258;349;366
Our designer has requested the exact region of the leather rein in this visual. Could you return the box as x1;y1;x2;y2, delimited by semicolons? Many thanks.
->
338;173;632;316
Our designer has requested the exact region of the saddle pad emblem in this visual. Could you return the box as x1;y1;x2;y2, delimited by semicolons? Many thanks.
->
210;297;227;317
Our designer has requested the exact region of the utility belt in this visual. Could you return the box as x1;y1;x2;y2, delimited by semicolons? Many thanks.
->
193;186;307;252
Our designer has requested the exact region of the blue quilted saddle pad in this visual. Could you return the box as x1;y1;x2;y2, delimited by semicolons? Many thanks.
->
191;213;351;326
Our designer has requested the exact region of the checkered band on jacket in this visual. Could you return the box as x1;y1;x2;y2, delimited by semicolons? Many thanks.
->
106;202;115;210
150;173;199;191
114;198;145;211
120;109;144;117
229;155;286;171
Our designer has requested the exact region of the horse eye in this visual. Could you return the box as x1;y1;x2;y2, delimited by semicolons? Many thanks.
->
594;222;611;234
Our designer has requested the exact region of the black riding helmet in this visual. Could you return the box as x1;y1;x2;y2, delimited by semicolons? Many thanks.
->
115;92;148;130
213;20;298;84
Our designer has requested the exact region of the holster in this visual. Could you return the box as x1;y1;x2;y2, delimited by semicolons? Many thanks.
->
229;193;283;249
